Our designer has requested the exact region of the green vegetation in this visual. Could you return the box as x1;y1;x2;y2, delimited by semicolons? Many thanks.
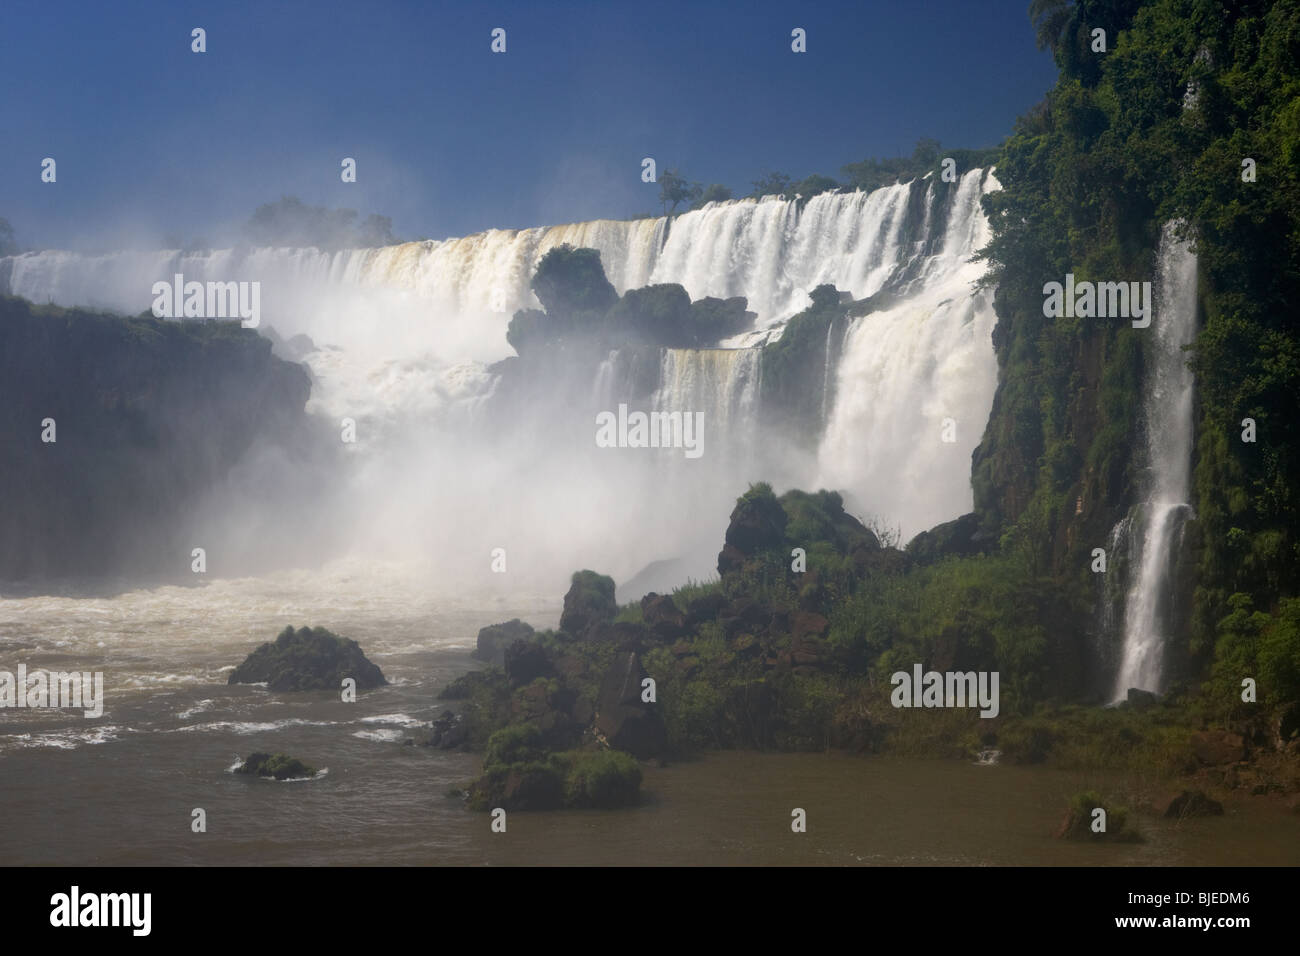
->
972;0;1300;727
444;0;1300;811
1056;790;1142;841
465;725;642;811
691;183;733;209
560;569;617;635
658;168;702;215
759;284;846;446
236;753;318;780
228;625;387;692
564;750;643;808
528;244;619;320
842;138;998;192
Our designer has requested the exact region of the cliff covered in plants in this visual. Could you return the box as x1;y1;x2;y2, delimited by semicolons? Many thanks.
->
971;0;1299;715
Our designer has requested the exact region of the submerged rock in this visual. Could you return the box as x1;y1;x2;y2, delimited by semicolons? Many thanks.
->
229;625;386;692
1156;790;1224;819
422;710;470;750
1054;791;1142;842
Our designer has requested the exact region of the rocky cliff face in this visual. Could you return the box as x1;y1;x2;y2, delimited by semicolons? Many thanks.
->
0;296;314;584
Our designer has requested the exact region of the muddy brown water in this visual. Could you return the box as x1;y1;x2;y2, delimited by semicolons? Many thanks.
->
2;571;1296;866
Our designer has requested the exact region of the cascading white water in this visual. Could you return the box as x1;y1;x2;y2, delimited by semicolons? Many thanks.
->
1112;222;1199;699
819;321;836;421
653;348;762;447
2;169;1002;585
815;169;1001;539
651;181;917;323
1;218;667;327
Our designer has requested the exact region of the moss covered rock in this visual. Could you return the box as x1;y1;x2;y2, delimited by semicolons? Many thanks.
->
1055;791;1142;842
465;724;643;811
229;625;386;692
236;752;317;780
565;750;643;809
474;619;534;667
560;570;617;637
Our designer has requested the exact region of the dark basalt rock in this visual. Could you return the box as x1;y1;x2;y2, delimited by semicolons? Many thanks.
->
718;487;788;574
904;512;989;565
236;752;317;780
1156;790;1224;818
791;610;829;641
641;593;686;641
423;710;470;750
582;621;651;649
438;669;495;700
474;619;535;667
499;765;566;810
0;299;316;583
595;650;666;758
719;597;774;640
560;570;617;637
684;592;726;632
504;639;554;688
228;625;386;692
1124;687;1159;711
1190;730;1247;766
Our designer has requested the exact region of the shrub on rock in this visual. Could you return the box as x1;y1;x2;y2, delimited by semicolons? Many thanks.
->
560;570;617;636
228;625;386;692
565;750;643;809
236;752;317;780
1055;790;1142;842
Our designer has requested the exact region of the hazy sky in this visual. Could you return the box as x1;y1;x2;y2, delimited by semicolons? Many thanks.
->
0;0;1057;249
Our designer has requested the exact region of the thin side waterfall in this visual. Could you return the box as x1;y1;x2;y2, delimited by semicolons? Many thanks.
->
1113;222;1199;700
819;320;836;421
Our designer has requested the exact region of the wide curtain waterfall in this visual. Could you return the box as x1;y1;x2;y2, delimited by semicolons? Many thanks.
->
1;170;1002;590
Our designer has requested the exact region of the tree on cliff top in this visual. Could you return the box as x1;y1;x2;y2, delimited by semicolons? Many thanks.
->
659;169;702;215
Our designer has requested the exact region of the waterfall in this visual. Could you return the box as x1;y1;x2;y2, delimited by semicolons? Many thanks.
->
1112;222;1199;700
814;169;1001;539
650;182;920;323
2;170;1002;584
653;348;762;447
819;320;836;421
1;218;667;326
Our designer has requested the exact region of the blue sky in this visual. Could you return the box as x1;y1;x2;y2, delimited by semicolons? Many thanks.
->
0;0;1057;249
